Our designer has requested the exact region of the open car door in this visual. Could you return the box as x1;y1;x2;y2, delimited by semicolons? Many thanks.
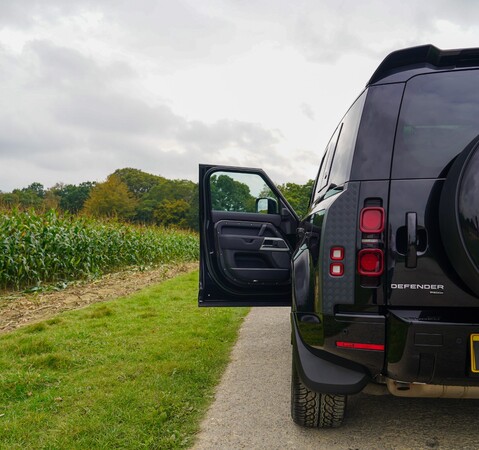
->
199;164;299;306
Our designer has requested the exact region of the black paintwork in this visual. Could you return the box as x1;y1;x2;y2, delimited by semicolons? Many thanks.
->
387;309;479;384
292;315;369;395
440;137;479;297
368;44;479;85
198;45;479;394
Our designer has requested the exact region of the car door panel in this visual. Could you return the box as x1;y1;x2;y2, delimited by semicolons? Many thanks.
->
199;164;298;306
215;220;291;284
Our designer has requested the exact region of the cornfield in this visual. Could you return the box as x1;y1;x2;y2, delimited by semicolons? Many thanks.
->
0;209;199;290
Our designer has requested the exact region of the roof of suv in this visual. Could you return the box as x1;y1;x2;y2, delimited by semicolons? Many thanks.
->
367;44;479;86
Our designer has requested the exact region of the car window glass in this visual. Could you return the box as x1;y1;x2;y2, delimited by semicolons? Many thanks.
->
314;124;342;202
328;91;367;187
310;162;323;205
393;69;479;179
209;171;278;213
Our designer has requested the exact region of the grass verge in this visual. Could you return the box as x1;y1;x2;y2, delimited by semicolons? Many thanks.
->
0;270;248;449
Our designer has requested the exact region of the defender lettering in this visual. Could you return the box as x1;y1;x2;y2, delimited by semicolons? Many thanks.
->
391;283;445;291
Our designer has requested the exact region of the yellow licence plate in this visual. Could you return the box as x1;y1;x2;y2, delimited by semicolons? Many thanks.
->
471;334;479;373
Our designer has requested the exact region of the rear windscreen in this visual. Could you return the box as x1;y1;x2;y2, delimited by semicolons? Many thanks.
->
392;69;479;179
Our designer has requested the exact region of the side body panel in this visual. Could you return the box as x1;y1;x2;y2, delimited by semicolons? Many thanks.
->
292;83;404;381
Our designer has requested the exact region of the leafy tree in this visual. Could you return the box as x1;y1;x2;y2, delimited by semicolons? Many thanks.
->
24;182;45;199
185;183;199;231
113;168;197;226
0;192;21;209
54;181;96;214
4;183;47;209
277;179;314;218
113;168;164;198
210;175;255;212
138;177;196;224
43;190;60;210
82;175;138;220
154;199;190;228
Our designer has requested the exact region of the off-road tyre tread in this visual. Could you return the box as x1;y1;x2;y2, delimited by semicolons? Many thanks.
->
291;359;346;428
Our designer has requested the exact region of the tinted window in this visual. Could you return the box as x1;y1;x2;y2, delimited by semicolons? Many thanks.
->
328;91;367;187
351;84;404;181
393;69;479;179
320;125;342;188
312;124;342;203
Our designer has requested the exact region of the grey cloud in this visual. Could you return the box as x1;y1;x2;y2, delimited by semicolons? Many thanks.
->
25;40;136;89
0;1;238;67
0;118;78;157
54;93;179;134
300;103;315;121
3;1;479;64
0;38;285;190
290;0;479;63
178;119;280;152
5;0;476;192
0;1;94;29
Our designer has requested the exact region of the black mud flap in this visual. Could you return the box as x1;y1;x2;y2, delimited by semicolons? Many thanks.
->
292;316;369;395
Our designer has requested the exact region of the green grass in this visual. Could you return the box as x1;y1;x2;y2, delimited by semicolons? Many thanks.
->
0;271;248;449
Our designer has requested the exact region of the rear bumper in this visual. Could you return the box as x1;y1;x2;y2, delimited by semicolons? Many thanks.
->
291;314;369;395
387;309;479;386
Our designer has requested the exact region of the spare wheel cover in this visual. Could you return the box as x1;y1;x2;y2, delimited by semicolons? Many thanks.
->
439;135;479;297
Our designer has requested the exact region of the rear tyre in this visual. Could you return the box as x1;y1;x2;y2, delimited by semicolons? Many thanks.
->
291;358;347;428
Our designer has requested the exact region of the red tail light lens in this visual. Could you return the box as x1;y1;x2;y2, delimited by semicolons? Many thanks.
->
336;341;385;351
360;207;384;233
358;249;383;276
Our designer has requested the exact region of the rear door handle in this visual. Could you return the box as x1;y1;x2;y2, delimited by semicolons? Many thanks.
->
406;212;417;268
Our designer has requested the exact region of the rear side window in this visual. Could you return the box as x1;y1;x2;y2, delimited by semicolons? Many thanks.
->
317;124;342;193
313;90;366;203
328;91;366;187
392;69;479;179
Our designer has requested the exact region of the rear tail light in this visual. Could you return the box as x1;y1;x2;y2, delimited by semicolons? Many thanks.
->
330;263;344;276
358;203;385;285
329;246;345;276
336;341;385;351
360;207;384;233
330;247;344;260
358;249;384;276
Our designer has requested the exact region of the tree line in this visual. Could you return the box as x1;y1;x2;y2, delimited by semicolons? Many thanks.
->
0;168;313;229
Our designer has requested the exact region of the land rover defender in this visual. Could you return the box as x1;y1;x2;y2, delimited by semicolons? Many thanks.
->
198;44;479;427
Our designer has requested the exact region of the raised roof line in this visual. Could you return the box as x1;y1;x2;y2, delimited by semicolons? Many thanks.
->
367;44;479;85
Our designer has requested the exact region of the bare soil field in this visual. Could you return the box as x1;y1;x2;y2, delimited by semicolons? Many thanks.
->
0;262;198;334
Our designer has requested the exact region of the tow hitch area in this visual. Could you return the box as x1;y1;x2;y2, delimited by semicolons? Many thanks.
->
387;309;479;384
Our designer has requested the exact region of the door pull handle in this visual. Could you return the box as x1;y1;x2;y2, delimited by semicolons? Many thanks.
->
406;212;417;268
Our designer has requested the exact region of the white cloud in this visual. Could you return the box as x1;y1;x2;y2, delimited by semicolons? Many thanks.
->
1;0;479;191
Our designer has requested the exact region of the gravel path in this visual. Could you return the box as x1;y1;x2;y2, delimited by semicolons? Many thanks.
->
193;307;479;450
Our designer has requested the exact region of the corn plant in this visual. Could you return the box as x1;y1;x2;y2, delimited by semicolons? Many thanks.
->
0;209;199;290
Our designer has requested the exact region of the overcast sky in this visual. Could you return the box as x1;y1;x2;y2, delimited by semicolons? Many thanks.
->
1;0;479;191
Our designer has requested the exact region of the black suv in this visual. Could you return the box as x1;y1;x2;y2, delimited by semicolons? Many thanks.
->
198;45;479;428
